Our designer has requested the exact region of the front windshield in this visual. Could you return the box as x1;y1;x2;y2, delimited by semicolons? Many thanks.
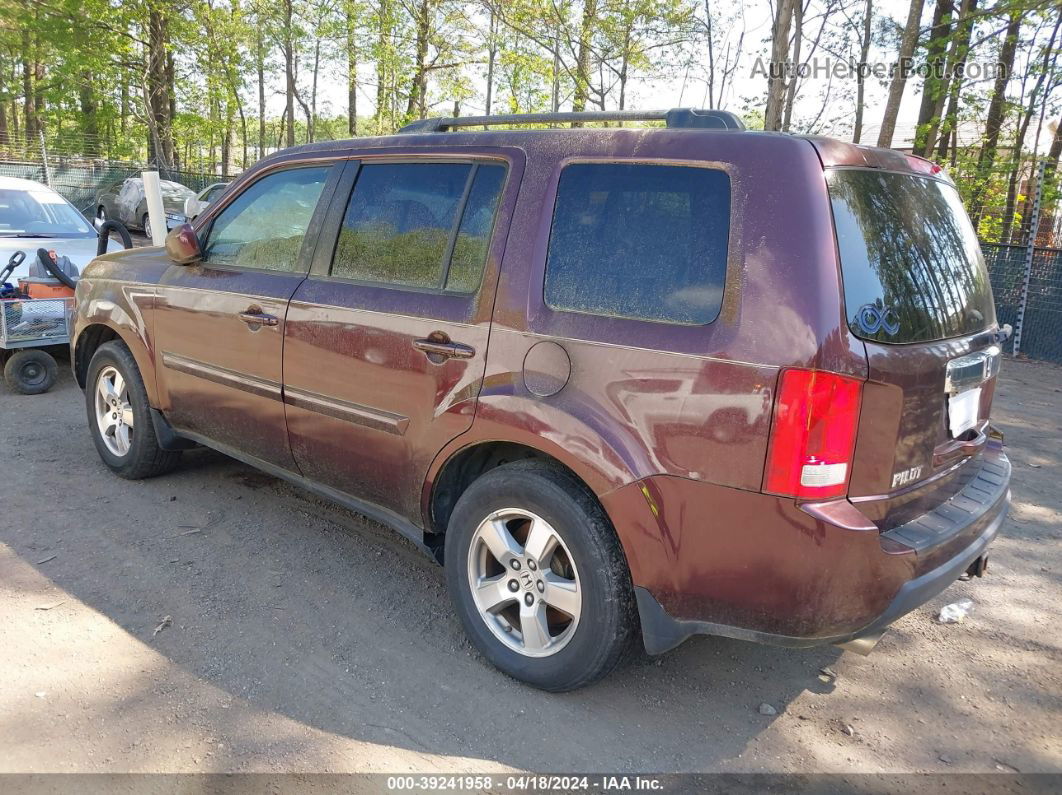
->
0;188;96;238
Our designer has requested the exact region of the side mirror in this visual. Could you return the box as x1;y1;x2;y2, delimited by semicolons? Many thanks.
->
165;223;202;265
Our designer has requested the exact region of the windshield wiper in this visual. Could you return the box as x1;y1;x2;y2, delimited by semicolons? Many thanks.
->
13;233;51;238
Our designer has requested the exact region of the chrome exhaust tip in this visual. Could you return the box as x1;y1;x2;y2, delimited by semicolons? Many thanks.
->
834;630;884;656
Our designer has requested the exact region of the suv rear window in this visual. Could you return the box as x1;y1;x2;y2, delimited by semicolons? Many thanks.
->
828;169;995;343
544;163;730;325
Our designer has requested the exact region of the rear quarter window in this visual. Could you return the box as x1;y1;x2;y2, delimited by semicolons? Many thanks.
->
544;163;730;325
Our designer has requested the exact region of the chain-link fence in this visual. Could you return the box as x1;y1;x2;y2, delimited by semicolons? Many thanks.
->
972;157;1062;364
1;130;228;217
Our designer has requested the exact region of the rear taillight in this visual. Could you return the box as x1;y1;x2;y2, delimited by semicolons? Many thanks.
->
764;369;863;500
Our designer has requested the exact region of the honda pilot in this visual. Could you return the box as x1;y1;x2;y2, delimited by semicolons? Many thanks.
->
71;109;1011;691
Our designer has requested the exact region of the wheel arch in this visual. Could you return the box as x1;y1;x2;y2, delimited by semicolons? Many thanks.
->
74;321;158;406
423;440;635;576
427;442;576;535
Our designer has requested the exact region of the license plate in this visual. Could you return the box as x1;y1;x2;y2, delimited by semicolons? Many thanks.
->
948;387;981;437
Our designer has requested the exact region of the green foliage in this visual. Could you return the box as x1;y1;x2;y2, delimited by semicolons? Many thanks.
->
0;0;1058;246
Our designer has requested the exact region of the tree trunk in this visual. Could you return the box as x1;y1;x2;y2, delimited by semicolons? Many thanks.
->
120;76;129;138
376;0;391;131
704;0;716;108
21;15;35;144
853;0;873;142
236;94;248;169
999;12;1061;243
406;0;432;120
79;72;99;157
912;0;955;155
1042;119;1062;235
936;0;978;161
968;9;1022;223
257;24;266;157
551;33;560;113
310;38;321;142
347;9;358;134
146;8;176;174
572;0;599;117
485;8;496;115
782;0;804;132
877;0;926;148
221;104;232;178
283;0;296;147
764;0;796;131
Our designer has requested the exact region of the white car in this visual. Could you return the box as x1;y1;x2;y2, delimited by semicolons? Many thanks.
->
183;182;230;221
0;176;118;285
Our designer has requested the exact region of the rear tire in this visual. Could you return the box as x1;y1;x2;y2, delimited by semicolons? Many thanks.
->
4;349;58;394
85;340;180;479
142;213;152;240
445;461;636;691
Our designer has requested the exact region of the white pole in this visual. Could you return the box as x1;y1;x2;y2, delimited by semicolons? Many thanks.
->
141;170;167;246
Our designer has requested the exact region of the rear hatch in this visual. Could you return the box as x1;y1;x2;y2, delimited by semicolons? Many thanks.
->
827;166;1003;530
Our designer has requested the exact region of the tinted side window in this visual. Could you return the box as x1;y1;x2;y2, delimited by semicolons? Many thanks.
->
203;166;330;272
544;163;730;325
331;162;504;292
446;164;506;293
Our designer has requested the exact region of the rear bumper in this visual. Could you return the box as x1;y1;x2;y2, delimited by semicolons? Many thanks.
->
602;448;1010;655
635;494;1005;653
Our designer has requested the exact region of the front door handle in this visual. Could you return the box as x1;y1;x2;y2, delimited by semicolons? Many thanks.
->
239;307;279;328
412;337;475;360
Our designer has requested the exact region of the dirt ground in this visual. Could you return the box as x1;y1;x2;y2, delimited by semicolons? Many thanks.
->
0;354;1059;775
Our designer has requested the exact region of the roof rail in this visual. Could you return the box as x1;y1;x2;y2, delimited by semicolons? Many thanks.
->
397;108;745;134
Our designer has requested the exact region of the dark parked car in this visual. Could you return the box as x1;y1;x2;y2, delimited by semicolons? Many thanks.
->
71;109;1011;691
96;177;194;238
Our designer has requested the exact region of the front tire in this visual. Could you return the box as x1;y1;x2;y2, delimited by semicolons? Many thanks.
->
4;349;58;394
445;462;636;691
85;340;180;479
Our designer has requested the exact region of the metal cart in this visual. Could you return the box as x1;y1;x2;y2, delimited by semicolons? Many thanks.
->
1;297;72;394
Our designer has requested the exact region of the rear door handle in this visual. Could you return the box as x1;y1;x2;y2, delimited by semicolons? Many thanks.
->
239;308;279;328
412;337;475;360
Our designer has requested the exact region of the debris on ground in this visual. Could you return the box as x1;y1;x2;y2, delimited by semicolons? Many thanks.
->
818;666;838;682
35;554;57;565
152;616;172;638
938;599;974;624
758;703;777;716
34;601;66;611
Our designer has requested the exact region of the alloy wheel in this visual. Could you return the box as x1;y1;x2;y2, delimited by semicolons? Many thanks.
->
94;365;134;456
466;508;582;658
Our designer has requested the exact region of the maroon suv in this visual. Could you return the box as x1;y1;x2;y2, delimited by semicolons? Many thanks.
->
71;109;1011;691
